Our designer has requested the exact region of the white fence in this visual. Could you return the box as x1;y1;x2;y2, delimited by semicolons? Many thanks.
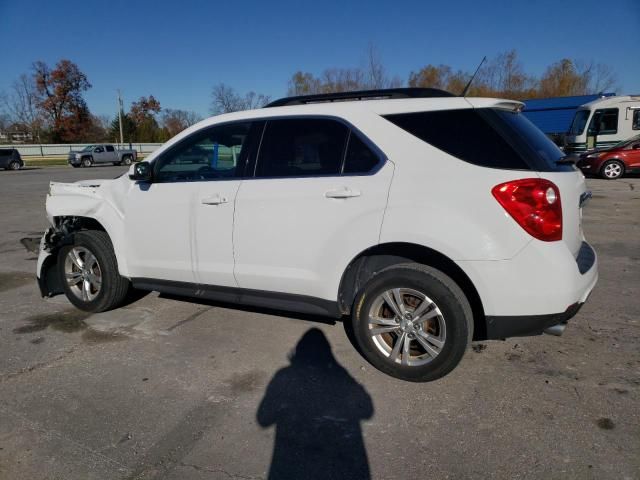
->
0;143;163;157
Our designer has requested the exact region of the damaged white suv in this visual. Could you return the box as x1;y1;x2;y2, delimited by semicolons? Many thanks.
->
37;88;598;381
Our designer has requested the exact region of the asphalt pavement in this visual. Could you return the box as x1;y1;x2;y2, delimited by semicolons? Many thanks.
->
0;165;638;479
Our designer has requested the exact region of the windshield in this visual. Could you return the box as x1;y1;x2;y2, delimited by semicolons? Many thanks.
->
81;145;95;151
569;110;590;135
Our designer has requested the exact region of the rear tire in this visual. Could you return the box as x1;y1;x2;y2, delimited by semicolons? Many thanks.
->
351;263;472;382
122;155;133;166
58;231;130;312
600;160;624;180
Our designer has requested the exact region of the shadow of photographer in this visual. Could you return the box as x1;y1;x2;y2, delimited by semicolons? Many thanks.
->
257;328;374;480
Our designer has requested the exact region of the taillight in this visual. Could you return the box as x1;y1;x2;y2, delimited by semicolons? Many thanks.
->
492;178;562;242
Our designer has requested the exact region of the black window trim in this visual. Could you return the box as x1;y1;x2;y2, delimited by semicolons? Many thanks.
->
151;120;262;184
148;115;387;184
248;114;387;180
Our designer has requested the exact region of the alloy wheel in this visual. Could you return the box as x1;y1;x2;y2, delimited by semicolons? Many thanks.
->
367;288;446;366
64;246;102;302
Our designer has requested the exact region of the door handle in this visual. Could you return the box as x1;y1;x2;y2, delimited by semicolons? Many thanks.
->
201;194;228;205
324;187;361;199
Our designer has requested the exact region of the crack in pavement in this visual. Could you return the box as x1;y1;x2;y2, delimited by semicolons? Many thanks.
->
166;307;214;332
0;347;79;384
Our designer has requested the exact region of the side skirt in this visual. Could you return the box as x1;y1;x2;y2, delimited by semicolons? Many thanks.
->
131;278;342;318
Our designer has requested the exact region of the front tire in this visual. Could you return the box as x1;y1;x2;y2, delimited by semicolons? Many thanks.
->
82;157;93;168
351;263;472;382
58;231;130;312
600;160;624;179
7;160;21;170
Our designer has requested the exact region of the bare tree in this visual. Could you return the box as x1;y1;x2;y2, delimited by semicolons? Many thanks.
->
162;108;202;136
1;74;44;140
364;43;402;89
210;83;270;114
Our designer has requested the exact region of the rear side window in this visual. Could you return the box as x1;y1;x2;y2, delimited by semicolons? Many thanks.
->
384;109;571;172
343;133;379;174
106;145;115;152
256;119;348;177
633;110;640;131
384;109;529;170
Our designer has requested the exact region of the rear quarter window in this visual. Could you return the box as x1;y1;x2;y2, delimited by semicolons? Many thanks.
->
384;108;573;172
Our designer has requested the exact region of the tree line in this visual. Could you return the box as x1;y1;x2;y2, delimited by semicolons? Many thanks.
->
0;60;203;144
0;49;619;144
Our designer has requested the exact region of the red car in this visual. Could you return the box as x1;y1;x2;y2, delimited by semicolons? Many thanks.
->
577;134;640;179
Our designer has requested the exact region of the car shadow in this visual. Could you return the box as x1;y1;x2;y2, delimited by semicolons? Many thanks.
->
158;292;339;326
257;328;374;480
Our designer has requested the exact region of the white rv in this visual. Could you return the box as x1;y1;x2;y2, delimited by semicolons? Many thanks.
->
565;95;640;153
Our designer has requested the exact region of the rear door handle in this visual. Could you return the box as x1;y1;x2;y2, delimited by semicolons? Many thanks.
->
201;194;228;205
325;187;361;199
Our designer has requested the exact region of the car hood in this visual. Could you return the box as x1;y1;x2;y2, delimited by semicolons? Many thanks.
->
49;179;109;196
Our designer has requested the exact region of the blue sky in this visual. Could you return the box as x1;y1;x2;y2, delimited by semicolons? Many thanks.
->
1;0;638;118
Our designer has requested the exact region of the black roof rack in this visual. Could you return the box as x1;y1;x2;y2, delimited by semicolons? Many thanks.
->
264;87;454;108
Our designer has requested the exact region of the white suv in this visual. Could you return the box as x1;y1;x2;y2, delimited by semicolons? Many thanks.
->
37;88;598;381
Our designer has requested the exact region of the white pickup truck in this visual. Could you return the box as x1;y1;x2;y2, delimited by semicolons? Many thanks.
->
68;144;137;168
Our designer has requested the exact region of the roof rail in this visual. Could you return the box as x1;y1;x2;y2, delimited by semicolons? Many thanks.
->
264;87;454;108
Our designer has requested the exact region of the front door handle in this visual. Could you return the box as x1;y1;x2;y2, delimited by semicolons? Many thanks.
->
201;194;228;205
325;187;361;199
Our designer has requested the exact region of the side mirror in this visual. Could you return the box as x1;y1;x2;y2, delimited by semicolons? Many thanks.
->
129;161;152;182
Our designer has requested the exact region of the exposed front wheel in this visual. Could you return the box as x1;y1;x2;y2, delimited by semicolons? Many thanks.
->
7;160;21;170
81;157;93;168
58;231;130;312
351;263;472;382
600;160;624;179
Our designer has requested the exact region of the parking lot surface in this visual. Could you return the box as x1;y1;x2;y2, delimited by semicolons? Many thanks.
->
0;166;638;479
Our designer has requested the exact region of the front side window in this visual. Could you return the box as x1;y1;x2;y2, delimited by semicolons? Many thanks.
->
633;110;640;131
569;110;590;135
154;122;254;182
255;119;348;177
588;108;618;135
94;146;104;153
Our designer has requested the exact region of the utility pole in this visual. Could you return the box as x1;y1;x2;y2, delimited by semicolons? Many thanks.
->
117;90;124;145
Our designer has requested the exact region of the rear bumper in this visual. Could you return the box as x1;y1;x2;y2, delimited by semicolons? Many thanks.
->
485;302;583;339
458;240;598;339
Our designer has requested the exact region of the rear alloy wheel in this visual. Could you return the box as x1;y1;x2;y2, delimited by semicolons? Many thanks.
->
7;160;21;170
58;231;130;312
82;157;93;168
122;155;132;166
600;160;624;180
352;263;472;382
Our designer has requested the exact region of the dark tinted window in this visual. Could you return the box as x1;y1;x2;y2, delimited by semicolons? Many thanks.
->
94;146;104;153
384;109;529;170
256;119;348;177
588;108;618;135
0;149;15;158
154;122;254;182
384;108;571;172
105;145;115;152
343;133;379;174
633;110;640;131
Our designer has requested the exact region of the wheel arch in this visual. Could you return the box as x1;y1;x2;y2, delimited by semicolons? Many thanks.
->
338;242;487;340
39;215;127;297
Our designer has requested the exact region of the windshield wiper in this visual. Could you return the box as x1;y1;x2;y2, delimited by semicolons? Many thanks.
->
555;155;577;165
